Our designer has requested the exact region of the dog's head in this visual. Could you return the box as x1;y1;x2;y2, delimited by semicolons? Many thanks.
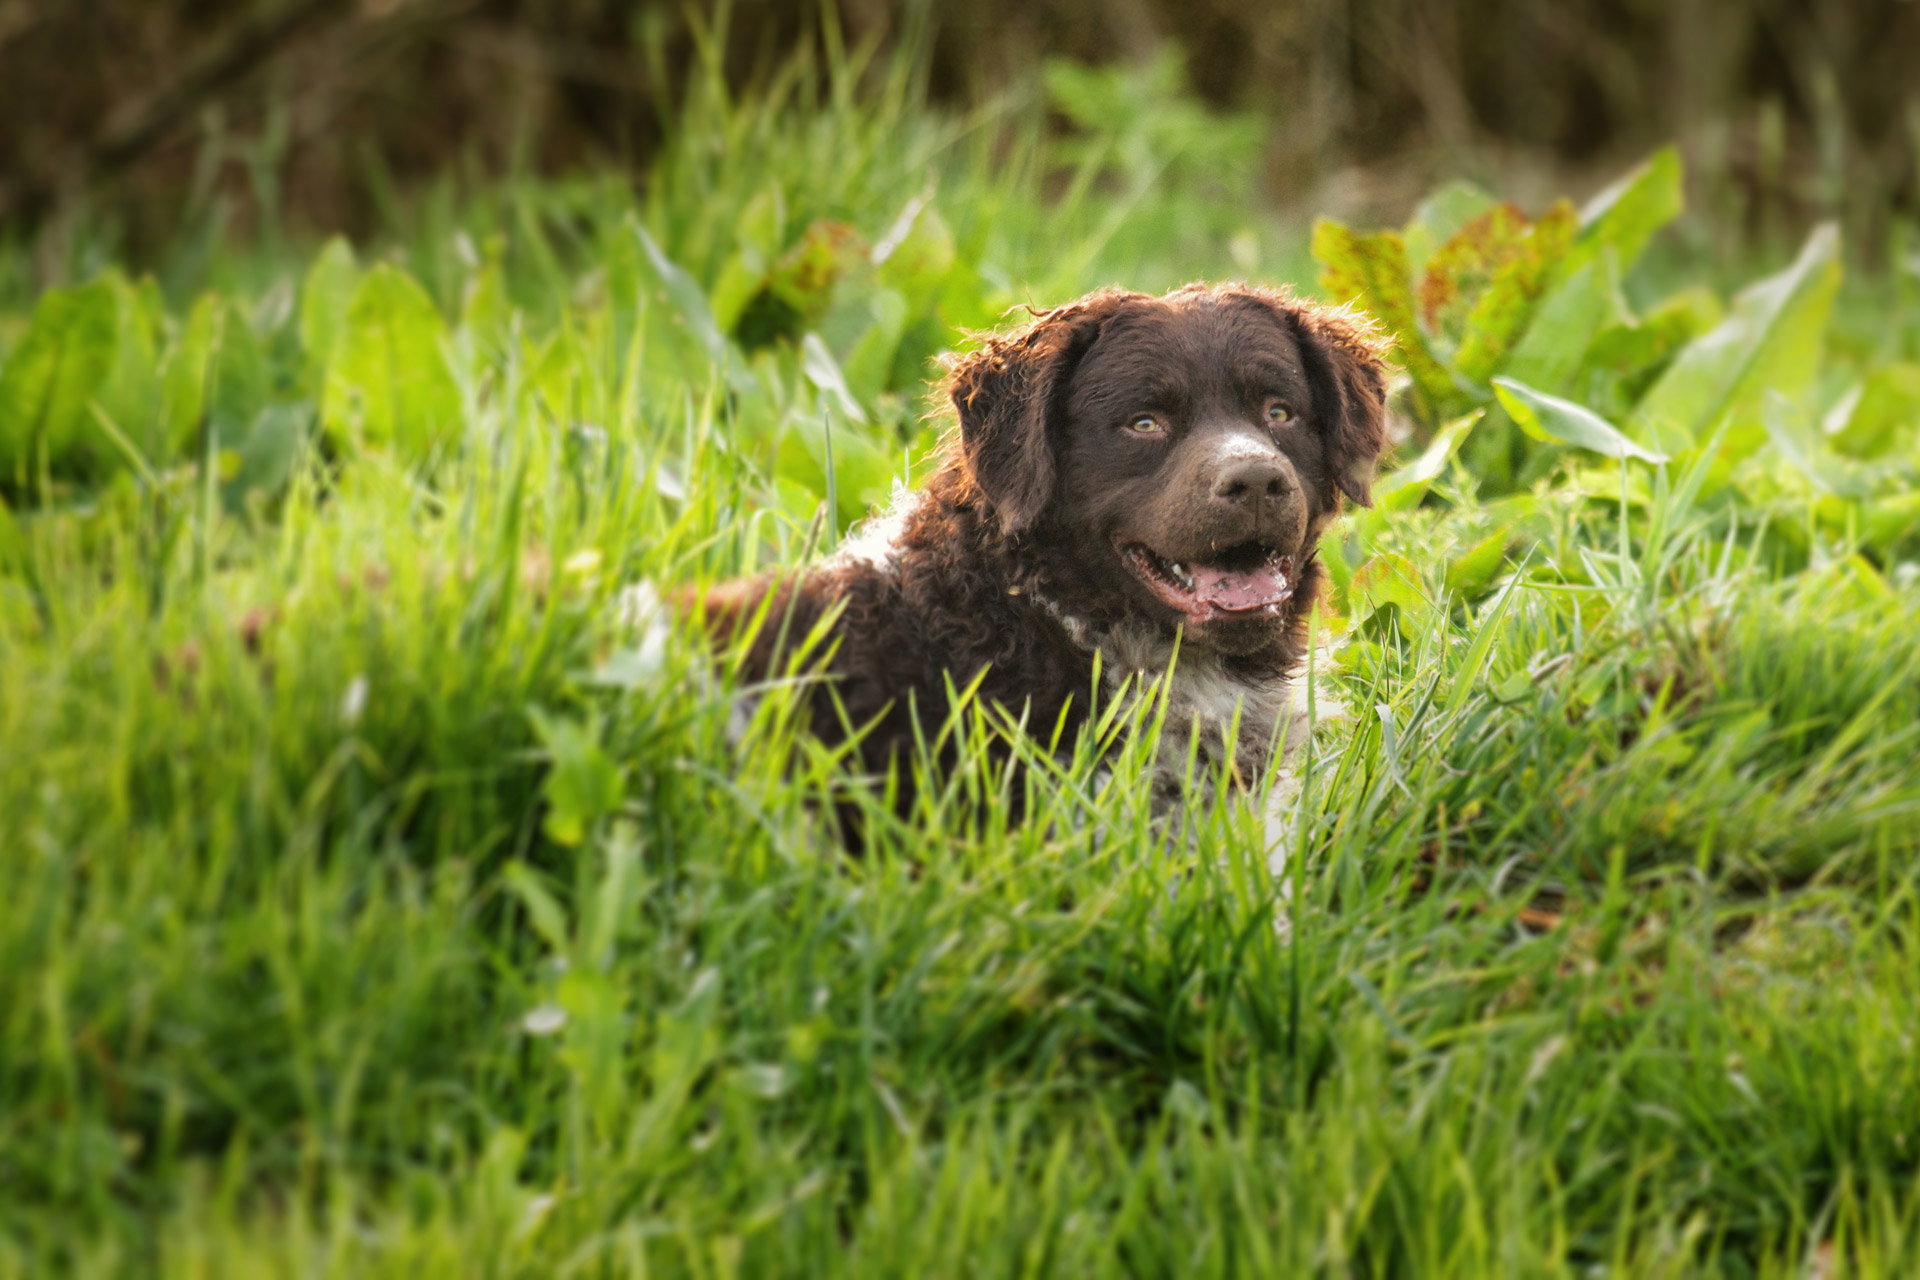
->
945;283;1390;656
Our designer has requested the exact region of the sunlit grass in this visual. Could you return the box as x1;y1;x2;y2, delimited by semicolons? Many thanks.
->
3;36;1920;1280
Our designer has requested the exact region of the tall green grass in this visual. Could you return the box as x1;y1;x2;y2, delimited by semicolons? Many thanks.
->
4;39;1920;1278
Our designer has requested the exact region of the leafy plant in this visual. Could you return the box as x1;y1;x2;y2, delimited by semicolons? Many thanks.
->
0;271;159;488
1316;151;1705;489
1318;149;1920;621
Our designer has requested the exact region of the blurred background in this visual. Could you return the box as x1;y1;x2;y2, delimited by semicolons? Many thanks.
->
3;0;1915;276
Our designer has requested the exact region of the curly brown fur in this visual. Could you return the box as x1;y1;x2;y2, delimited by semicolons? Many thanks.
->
691;282;1390;826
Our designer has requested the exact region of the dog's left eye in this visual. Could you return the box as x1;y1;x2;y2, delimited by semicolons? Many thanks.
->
1125;414;1165;435
1266;401;1295;425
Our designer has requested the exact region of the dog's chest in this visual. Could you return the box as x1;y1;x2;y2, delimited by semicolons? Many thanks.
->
1047;611;1299;802
1151;659;1294;770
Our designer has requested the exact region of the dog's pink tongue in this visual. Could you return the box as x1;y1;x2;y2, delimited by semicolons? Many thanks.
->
1192;562;1290;612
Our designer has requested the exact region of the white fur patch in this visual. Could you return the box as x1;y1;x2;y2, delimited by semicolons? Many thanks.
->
1039;608;1312;797
831;485;924;572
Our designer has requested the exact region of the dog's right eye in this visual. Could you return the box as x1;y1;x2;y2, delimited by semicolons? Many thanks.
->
1125;414;1166;436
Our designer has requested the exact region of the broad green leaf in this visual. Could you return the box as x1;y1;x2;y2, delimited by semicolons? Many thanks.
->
631;219;730;376
159;295;219;455
222;403;310;508
1826;362;1920;460
1569;147;1683;278
1373;410;1481;513
1349;552;1430;627
1760;391;1871;498
501;861;572;954
840;288;910;401
800;332;867;424
158;294;269;460
781;359;896;529
1499;254;1627;395
1318;527;1357;613
132;275;168;348
0;284;116;480
709;187;786;335
708;250;766;336
874;198;956;307
1491;669;1534;703
529;709;625;849
206;299;270;450
1445;526;1513;599
95;275;162;467
1629;222;1841;454
1313;218;1456;417
1563;461;1658;509
322;264;462;460
1862;489;1920;553
299;237;361;389
888;310;950;394
622;218;744;395
735;184;787;261
250;274;295;337
818;251;888;361
523;325;607;429
0;272;157;485
1494;376;1667;462
1583;287;1724;393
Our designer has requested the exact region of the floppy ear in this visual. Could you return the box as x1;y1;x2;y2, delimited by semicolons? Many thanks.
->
1281;297;1391;509
945;292;1128;535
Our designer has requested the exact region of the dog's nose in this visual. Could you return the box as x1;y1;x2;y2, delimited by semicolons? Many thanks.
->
1210;456;1294;506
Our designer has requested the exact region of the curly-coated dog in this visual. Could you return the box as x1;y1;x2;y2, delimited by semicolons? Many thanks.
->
696;282;1389;820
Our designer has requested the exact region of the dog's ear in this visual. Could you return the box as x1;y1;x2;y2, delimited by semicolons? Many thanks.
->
945;292;1128;535
1278;296;1391;509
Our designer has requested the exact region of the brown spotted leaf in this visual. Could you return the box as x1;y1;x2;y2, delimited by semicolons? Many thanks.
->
1313;218;1457;422
766;220;864;325
1452;200;1578;383
1417;204;1532;345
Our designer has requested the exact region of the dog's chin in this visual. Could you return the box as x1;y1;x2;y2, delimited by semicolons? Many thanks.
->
1114;537;1299;653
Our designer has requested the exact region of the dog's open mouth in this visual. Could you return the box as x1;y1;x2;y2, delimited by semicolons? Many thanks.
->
1118;539;1296;620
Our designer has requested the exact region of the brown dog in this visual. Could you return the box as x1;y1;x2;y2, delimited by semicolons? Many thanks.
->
696;282;1389;821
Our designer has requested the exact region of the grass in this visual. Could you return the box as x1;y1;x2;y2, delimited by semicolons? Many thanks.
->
4;38;1920;1278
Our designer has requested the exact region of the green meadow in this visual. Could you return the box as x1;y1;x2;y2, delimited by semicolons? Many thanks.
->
5;43;1920;1277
